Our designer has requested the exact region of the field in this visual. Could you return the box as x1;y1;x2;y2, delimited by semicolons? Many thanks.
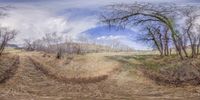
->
0;50;200;100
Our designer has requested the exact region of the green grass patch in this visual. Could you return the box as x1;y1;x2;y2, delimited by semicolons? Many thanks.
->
107;54;184;72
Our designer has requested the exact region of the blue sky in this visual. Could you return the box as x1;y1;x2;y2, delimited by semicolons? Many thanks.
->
0;0;199;50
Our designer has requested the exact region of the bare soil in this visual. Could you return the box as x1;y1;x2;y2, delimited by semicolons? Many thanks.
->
0;51;200;100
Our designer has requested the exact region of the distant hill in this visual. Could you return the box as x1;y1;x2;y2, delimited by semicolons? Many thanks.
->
6;44;19;48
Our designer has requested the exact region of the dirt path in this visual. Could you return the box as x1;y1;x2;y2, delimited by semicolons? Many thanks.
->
0;52;200;99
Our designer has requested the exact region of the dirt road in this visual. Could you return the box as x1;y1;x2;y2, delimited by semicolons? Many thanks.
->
0;52;200;100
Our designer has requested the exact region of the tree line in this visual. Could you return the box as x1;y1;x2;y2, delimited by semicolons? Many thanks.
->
23;32;133;59
101;2;200;59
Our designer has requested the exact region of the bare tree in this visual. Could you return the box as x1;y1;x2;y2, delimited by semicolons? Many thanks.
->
42;32;64;59
0;27;17;55
181;6;200;58
147;26;163;56
101;2;200;59
0;6;16;56
32;39;46;51
196;25;200;56
137;23;171;56
24;39;35;51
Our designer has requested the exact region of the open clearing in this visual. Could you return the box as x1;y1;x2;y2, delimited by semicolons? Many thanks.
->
0;51;200;100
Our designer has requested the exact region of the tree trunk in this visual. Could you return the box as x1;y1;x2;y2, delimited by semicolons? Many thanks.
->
148;28;163;56
178;37;188;57
197;38;200;56
165;18;184;59
164;29;169;56
159;33;164;56
169;26;184;59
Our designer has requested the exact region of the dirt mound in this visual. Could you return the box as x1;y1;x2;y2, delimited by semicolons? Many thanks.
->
142;60;200;86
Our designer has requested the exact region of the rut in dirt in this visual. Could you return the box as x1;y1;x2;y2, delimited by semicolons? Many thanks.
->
0;55;138;99
29;57;109;83
1;54;200;100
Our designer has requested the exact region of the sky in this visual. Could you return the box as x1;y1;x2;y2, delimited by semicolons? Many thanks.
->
0;0;199;50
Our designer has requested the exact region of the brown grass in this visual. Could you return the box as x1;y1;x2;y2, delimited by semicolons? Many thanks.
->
0;54;20;83
140;56;200;86
105;53;200;86
28;53;120;83
1;51;200;99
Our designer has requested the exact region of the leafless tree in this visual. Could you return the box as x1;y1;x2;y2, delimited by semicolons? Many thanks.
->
32;39;46;51
101;2;200;59
24;39;35;51
196;25;200;55
181;6;200;58
42;32;64;59
0;6;16;56
137;23;171;56
0;27;17;55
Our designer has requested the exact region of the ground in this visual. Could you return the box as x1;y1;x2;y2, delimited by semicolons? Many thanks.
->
0;50;200;100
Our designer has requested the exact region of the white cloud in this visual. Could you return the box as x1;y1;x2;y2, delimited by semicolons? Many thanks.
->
97;35;125;40
0;6;69;44
0;4;99;44
35;0;191;10
95;35;150;50
0;0;196;49
66;17;98;40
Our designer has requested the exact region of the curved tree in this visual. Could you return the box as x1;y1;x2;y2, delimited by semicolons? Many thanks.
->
101;2;200;59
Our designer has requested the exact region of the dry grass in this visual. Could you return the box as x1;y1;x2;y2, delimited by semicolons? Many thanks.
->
1;51;200;99
0;54;19;83
105;53;200;85
142;58;200;86
29;53;120;83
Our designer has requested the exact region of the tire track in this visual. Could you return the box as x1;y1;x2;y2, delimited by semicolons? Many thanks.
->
28;56;121;84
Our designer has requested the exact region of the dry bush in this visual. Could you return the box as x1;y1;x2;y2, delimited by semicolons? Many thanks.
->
102;53;200;86
0;55;19;83
42;53;51;58
141;58;200;86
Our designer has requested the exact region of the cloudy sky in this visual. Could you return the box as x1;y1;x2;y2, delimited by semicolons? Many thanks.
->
0;0;199;50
